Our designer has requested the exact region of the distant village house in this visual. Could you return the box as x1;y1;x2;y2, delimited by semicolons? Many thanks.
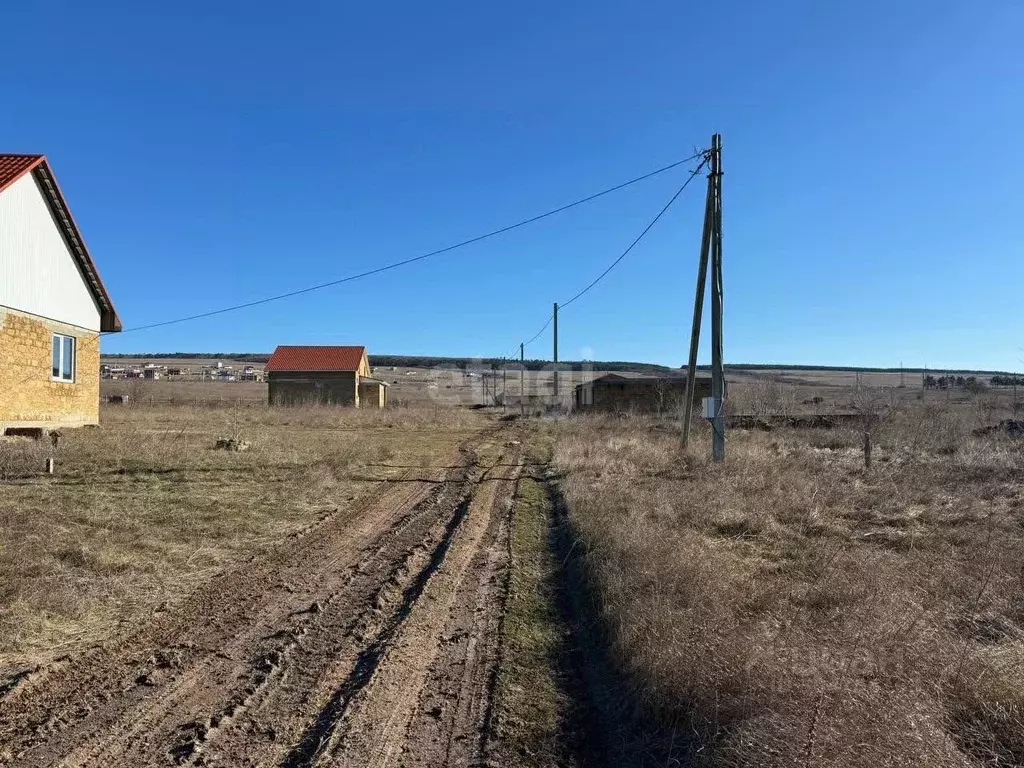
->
0;154;121;432
265;345;388;408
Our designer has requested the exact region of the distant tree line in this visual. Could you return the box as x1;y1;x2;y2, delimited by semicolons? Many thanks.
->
102;352;671;374
923;374;988;392
99;353;1019;379
716;363;1017;377
990;375;1024;387
369;355;671;372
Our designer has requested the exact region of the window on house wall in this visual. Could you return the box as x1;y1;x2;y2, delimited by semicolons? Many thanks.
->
52;334;76;382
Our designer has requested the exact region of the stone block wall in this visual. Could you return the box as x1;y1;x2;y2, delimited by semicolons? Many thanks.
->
0;306;101;428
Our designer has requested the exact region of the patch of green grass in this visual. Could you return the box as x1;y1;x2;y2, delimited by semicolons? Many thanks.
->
496;473;562;767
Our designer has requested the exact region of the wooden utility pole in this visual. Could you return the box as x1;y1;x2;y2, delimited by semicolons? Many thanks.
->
520;343;525;416
680;134;725;461
552;302;559;406
681;157;715;447
709;133;725;462
502;358;507;412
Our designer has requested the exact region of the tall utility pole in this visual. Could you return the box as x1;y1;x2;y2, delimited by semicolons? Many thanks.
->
520;343;525;416
681;134;725;462
681;153;715;447
502;357;507;412
709;134;725;462
552;302;559;405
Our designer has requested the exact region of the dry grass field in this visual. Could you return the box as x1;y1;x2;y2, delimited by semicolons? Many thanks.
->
543;395;1024;767
0;404;482;671
5;372;1024;766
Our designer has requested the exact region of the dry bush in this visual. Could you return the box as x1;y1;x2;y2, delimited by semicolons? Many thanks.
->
547;405;1024;766
728;378;801;416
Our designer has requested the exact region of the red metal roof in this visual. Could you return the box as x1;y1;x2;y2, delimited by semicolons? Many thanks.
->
0;154;44;193
0;153;122;332
265;345;367;372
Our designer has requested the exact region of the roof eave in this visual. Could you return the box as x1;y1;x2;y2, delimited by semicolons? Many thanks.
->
31;161;123;333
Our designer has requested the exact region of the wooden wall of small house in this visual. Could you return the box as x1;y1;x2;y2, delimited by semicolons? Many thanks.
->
578;380;714;413
357;382;386;409
268;371;358;406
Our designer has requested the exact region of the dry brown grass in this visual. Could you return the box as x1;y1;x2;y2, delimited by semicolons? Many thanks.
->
546;401;1024;766
0;403;486;673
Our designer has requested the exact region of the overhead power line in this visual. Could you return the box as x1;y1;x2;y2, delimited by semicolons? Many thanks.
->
519;152;710;351
114;151;707;335
560;156;709;310
522;315;554;350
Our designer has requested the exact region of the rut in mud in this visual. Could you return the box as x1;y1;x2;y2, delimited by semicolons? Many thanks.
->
0;429;523;768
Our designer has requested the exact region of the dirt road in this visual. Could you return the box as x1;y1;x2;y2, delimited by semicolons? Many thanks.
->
0;428;522;767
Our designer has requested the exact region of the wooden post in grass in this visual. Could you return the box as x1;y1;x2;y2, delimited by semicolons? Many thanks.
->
552;302;559;407
520;343;525;416
45;457;55;474
863;431;872;470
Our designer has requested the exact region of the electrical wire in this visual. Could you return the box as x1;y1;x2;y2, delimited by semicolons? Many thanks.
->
522;314;554;351
517;152;710;352
114;151;707;335
559;155;709;310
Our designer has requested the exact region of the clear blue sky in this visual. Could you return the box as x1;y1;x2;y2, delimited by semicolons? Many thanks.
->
3;1;1022;369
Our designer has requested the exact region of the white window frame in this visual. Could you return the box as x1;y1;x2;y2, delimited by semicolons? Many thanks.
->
52;333;76;383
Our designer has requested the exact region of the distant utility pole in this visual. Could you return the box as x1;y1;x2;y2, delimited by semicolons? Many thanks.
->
900;361;905;388
552;302;559;405
502;357;507;412
682;133;725;462
520;343;525;416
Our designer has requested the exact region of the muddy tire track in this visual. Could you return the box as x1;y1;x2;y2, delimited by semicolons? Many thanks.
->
301;448;523;768
0;430;501;767
0;427;526;768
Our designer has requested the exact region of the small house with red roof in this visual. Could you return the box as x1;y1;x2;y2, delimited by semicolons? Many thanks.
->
0;154;121;432
264;345;388;408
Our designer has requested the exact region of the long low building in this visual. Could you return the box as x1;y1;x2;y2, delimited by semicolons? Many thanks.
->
573;372;714;413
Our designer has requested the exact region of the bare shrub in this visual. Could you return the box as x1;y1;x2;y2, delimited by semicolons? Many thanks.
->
729;378;800;416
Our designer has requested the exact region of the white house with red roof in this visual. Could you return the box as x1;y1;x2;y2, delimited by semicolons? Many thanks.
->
0;154;121;431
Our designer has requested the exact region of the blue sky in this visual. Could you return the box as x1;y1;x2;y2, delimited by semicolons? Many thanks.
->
2;1;1022;368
